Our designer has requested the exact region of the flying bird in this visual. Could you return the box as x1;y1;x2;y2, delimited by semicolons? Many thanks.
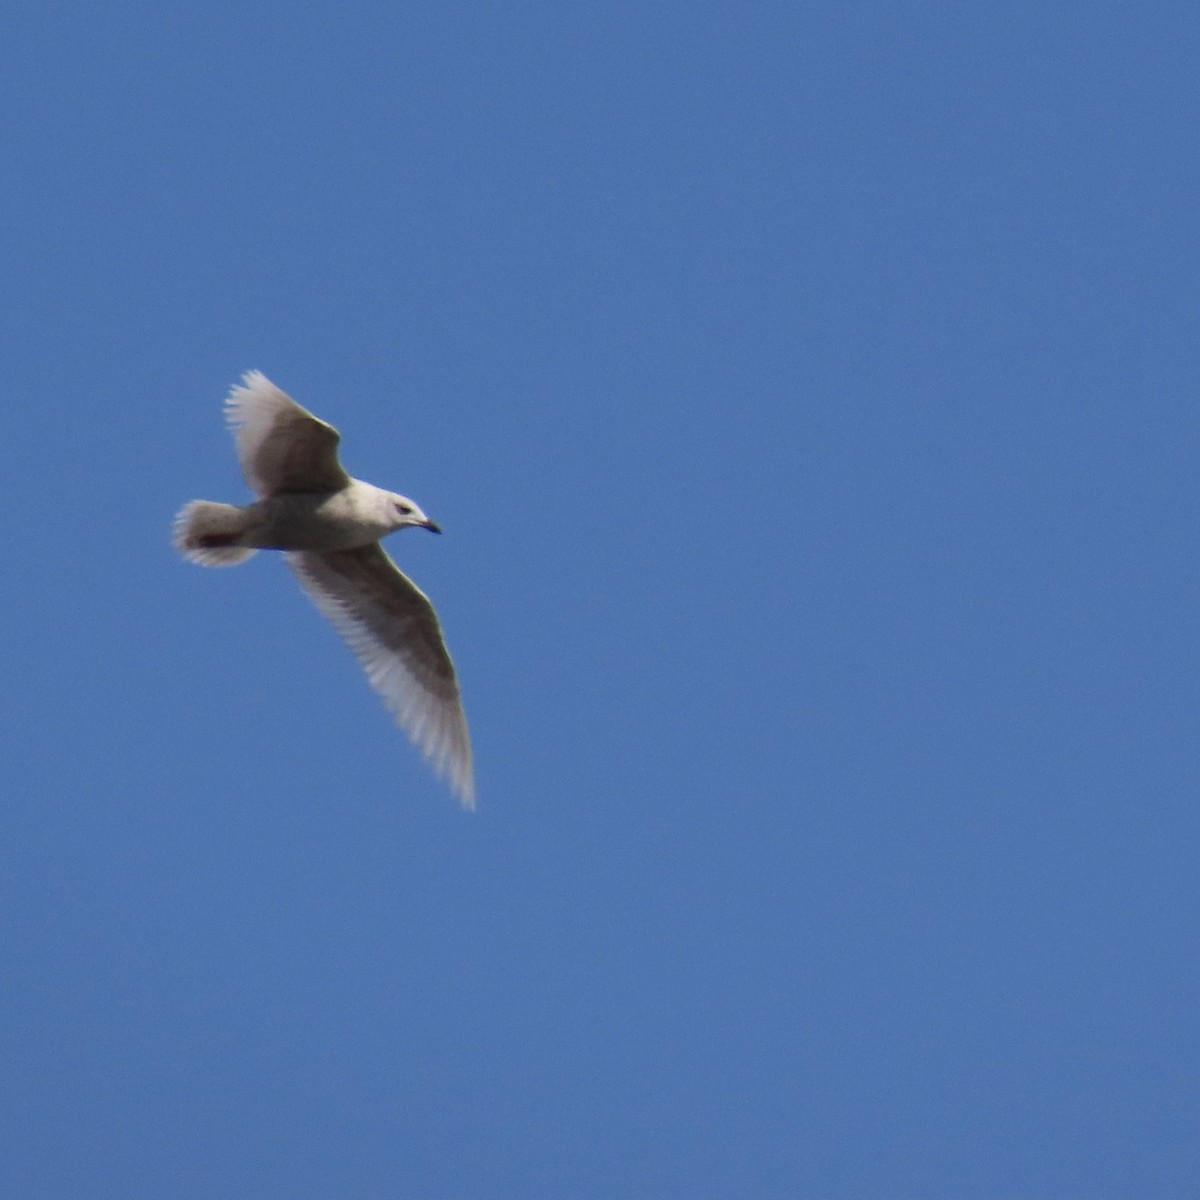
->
174;371;474;808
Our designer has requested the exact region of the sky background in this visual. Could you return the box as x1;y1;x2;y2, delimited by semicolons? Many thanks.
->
2;3;1198;1197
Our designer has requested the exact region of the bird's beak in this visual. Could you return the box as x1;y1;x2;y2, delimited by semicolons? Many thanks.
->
422;519;442;534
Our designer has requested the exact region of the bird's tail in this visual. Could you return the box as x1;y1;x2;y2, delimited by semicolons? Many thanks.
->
173;501;258;567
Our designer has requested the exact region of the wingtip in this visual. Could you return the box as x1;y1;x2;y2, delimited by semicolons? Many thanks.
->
224;370;281;431
226;369;271;404
450;740;476;811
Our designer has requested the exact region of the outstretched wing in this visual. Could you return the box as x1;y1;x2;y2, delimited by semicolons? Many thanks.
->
286;543;475;809
225;371;350;496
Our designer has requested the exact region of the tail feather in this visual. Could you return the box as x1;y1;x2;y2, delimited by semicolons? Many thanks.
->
174;501;257;567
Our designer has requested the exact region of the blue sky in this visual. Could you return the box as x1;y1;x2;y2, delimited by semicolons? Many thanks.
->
2;4;1198;1197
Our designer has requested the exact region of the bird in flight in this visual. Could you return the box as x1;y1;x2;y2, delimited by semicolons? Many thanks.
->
174;371;474;808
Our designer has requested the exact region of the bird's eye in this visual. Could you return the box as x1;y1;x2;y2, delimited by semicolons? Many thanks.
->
396;502;413;515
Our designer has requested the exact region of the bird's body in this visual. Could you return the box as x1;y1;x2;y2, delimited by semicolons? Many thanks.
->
174;371;474;808
190;482;405;553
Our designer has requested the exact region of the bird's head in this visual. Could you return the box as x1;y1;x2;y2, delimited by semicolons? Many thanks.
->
388;492;442;534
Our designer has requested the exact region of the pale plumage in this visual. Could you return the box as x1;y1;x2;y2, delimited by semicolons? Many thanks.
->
174;371;474;808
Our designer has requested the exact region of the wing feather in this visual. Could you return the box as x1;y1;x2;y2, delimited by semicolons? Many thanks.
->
226;371;350;496
286;544;475;809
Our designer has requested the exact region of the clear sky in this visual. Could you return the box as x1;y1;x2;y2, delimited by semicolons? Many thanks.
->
2;4;1197;1197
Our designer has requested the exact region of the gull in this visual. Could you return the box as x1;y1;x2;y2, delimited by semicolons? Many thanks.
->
174;371;474;808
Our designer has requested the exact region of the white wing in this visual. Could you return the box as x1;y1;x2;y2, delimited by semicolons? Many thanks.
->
286;544;475;809
225;371;350;496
